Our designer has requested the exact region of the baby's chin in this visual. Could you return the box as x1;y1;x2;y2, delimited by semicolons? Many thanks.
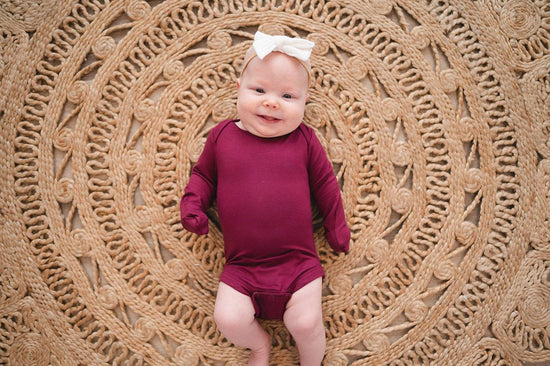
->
250;129;286;138
251;126;297;138
238;120;298;138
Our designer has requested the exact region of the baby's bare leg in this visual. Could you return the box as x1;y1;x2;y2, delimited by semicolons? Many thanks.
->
214;282;271;366
283;277;326;366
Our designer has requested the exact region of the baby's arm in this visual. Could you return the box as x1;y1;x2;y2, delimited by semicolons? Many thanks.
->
180;134;217;235
307;130;350;253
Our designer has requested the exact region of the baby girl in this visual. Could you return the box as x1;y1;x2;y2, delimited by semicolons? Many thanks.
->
180;31;350;365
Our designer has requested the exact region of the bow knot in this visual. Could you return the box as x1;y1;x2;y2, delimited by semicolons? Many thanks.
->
253;31;314;61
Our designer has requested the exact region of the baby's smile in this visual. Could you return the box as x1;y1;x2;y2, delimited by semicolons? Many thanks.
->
258;114;281;122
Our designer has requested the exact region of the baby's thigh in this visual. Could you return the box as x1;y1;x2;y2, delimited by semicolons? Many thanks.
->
286;277;323;311
214;282;256;327
283;277;323;330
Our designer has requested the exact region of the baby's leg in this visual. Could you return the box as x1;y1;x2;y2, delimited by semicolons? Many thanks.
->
283;277;325;366
214;282;271;366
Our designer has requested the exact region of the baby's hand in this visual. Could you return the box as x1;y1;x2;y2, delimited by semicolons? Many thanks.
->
326;224;350;253
181;211;209;235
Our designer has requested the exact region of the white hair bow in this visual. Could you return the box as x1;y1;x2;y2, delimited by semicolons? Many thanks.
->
253;31;315;61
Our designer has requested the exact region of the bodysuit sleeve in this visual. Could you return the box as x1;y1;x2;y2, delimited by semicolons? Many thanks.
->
306;128;350;253
180;131;217;235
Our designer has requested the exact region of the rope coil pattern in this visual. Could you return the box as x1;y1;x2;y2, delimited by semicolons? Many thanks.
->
1;0;549;365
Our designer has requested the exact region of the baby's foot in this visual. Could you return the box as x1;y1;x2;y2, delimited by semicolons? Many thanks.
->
247;343;270;366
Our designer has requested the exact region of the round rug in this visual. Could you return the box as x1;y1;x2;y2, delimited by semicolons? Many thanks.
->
1;0;549;365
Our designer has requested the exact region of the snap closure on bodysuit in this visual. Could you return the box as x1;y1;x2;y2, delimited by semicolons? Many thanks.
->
252;291;292;320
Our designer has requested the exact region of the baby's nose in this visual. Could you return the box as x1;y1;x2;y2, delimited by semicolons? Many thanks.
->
263;99;279;109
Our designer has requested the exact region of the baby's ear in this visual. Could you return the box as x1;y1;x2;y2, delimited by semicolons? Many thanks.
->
305;92;310;101
236;78;241;89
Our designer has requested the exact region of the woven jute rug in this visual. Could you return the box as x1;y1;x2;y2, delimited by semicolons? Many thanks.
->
1;0;549;365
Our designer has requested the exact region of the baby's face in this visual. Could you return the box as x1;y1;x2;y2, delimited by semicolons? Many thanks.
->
236;52;309;138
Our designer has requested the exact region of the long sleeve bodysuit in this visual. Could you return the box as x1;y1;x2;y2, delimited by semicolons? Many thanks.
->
180;119;350;319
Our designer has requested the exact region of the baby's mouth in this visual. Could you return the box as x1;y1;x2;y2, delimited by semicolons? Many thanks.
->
259;115;281;122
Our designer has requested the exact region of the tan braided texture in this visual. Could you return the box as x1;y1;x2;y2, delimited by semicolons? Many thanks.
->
1;0;549;365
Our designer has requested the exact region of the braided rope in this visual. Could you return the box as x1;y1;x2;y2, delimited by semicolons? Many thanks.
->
1;0;549;365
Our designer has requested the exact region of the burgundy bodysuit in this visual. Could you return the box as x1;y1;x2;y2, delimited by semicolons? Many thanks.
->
180;119;350;319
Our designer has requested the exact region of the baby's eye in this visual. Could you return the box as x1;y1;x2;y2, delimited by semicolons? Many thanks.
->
255;88;265;93
282;93;292;99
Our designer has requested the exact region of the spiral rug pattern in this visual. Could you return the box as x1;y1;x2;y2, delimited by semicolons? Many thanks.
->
1;1;549;365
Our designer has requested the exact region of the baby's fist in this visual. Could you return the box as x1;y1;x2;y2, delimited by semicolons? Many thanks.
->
181;212;209;235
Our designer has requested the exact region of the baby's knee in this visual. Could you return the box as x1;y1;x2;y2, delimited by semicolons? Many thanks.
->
214;307;250;333
285;311;324;339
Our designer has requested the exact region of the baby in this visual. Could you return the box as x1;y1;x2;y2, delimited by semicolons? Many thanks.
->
180;31;350;366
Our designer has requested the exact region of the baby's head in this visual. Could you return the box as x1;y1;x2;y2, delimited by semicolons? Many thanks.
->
236;32;315;138
240;32;313;82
